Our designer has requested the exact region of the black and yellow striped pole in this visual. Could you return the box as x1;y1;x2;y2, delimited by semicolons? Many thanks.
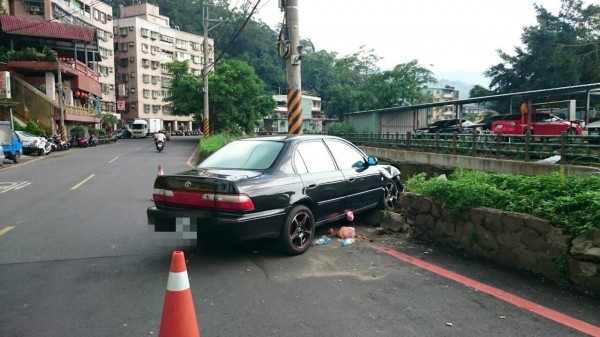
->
284;0;302;135
287;88;302;135
203;116;210;139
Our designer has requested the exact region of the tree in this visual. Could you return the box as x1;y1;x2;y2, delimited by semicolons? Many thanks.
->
361;60;436;110
485;0;600;94
208;59;275;134
164;60;203;117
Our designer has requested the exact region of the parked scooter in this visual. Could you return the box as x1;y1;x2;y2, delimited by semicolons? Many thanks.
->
44;138;57;153
88;134;98;147
52;136;70;150
70;134;89;148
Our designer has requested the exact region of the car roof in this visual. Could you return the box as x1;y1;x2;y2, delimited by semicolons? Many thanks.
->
238;134;343;144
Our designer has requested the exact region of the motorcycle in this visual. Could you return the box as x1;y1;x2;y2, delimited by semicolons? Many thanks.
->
51;136;69;151
156;140;165;152
88;134;98;147
70;135;89;148
44;138;57;153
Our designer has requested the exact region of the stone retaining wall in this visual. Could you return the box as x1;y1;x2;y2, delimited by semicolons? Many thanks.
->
366;193;600;296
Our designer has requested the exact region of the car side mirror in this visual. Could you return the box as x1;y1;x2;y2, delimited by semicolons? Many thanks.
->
367;156;378;165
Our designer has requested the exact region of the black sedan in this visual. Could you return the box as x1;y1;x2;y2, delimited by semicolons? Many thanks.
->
147;135;403;255
413;118;469;136
113;129;132;139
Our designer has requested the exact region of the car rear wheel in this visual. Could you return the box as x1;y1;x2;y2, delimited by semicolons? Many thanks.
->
12;152;20;163
378;177;402;210
279;205;314;255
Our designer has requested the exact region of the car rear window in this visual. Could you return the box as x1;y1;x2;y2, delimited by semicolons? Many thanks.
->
198;140;284;170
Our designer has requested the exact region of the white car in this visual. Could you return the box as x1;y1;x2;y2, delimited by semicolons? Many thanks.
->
582;120;600;144
15;130;49;156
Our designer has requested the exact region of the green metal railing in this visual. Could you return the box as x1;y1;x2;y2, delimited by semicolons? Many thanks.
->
338;130;600;166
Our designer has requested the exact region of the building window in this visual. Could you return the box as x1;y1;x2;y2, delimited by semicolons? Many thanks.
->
152;90;160;99
151;61;160;70
143;89;150;98
141;28;149;37
143;74;150;83
151;76;159;84
152;105;161;113
142;59;150;68
144;104;151;113
142;44;149;53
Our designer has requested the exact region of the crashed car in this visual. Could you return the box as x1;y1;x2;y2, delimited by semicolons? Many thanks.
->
148;135;403;255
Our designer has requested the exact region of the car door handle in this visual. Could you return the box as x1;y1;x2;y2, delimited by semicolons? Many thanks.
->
347;177;356;182
306;183;317;189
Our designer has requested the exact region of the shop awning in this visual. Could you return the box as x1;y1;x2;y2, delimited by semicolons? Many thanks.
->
0;15;95;42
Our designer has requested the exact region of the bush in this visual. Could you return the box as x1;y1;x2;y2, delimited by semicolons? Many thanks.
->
24;120;46;137
325;121;355;136
70;126;86;138
406;169;600;235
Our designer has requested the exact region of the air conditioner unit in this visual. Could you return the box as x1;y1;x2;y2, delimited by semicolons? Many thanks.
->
131;104;136;109
109;33;113;38
30;5;40;13
129;26;134;31
129;57;134;62
129;41;135;47
131;88;136;93
108;68;113;73
130;73;136;78
107;15;112;21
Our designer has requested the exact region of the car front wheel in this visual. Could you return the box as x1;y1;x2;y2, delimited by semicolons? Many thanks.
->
378;177;402;210
279;205;314;255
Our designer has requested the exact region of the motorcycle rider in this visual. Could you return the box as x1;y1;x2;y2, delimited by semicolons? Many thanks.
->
154;130;166;151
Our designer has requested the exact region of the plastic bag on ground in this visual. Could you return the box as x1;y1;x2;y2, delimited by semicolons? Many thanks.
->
337;226;356;239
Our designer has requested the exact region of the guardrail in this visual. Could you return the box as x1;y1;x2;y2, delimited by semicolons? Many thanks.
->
340;130;600;166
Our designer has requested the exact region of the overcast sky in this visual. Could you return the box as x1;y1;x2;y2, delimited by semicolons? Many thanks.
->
252;0;589;87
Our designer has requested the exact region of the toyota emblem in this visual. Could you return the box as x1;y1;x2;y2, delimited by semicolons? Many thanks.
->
184;181;192;188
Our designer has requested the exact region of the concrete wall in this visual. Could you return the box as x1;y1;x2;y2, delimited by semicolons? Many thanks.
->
361;146;600;177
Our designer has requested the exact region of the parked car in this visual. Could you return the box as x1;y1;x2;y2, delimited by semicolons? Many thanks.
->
114;129;132;139
463;114;518;132
491;112;582;136
413;119;475;137
582;119;600;144
15;130;49;156
147;135;403;255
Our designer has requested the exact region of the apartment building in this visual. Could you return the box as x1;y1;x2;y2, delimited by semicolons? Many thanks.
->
114;3;211;132
422;85;459;123
265;94;324;134
5;0;117;114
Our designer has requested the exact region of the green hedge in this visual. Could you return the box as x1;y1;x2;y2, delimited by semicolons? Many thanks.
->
405;169;600;235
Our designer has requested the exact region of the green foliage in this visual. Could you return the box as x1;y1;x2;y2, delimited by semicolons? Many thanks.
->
326;121;356;135
208;59;275;135
164;60;202;117
70;126;86;138
5;46;57;62
198;133;238;156
406;169;600;235
88;127;106;137
556;252;570;280
24;120;46;137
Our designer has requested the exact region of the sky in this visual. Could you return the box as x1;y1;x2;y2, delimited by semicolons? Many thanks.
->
252;0;591;87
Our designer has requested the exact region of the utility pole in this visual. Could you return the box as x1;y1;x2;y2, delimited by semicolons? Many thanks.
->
283;0;302;135
56;56;66;140
202;2;226;138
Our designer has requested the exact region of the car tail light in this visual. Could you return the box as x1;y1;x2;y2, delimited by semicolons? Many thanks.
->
152;189;254;211
506;121;516;126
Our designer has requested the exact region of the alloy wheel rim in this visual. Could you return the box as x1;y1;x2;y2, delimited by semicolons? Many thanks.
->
289;211;312;250
385;181;399;209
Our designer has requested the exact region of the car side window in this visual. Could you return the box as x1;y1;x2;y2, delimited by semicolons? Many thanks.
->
324;140;366;169
293;150;308;174
296;141;336;173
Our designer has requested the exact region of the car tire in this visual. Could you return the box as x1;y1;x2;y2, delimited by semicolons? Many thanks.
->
378;177;402;210
37;148;44;156
567;128;577;136
279;205;314;256
12;152;20;163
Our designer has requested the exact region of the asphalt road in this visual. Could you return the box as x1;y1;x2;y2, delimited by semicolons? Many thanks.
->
0;136;599;337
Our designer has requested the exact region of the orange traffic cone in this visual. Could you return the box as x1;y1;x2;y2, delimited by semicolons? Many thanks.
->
157;164;164;176
159;251;200;337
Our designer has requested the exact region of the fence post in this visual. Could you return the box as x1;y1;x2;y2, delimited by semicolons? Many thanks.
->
471;129;477;156
395;131;399;148
495;133;501;159
406;131;412;151
452;132;457;155
524;131;531;162
560;131;567;162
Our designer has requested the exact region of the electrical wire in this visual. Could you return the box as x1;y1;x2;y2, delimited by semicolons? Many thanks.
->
206;0;262;74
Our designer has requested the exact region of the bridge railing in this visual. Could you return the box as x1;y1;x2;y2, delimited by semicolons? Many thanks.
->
339;130;600;165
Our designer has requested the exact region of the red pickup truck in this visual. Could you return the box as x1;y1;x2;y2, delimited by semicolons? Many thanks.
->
491;112;582;136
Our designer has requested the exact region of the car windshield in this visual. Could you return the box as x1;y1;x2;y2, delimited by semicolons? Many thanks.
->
198;140;284;170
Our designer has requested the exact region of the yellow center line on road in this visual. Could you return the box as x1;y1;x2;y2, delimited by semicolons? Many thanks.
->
71;174;95;190
108;156;119;163
0;226;15;237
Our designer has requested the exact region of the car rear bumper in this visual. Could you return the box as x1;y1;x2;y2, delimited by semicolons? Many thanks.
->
147;206;288;244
